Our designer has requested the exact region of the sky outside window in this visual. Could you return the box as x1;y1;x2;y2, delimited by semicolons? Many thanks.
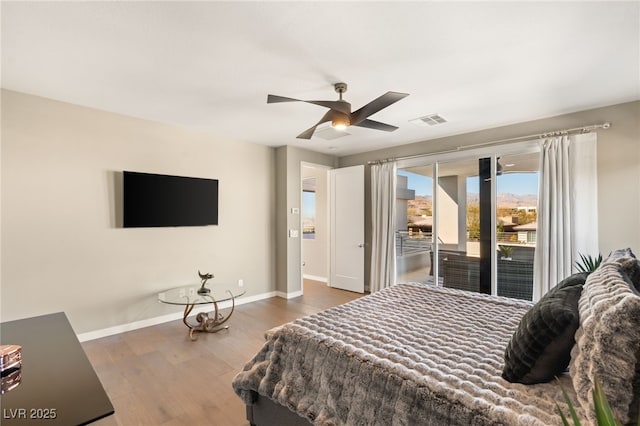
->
398;170;538;196
302;190;316;239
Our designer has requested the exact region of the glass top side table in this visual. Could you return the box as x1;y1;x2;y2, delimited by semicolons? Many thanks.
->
158;284;245;340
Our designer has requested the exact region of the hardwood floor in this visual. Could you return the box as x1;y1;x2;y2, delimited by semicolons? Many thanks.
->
83;280;363;426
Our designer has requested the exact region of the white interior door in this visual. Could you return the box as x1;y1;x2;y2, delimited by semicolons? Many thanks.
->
330;165;365;293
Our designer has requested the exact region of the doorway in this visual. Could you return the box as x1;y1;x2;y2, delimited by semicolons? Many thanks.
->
301;163;330;285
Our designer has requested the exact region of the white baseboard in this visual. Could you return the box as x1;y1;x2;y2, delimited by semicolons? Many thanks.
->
303;274;328;283
275;290;303;299
77;291;277;342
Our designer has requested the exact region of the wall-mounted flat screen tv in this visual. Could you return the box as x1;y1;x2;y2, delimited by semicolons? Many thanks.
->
123;171;218;227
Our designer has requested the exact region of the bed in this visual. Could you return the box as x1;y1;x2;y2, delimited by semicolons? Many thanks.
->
232;283;584;425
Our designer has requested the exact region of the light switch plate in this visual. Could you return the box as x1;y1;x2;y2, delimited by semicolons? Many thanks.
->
289;229;299;238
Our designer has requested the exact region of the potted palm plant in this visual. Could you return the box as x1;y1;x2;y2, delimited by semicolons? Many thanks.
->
498;245;514;260
574;253;603;274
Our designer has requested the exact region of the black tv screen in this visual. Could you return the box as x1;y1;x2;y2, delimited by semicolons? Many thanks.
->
123;171;218;227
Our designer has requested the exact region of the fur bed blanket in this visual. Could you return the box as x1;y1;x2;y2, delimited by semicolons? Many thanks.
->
232;283;583;425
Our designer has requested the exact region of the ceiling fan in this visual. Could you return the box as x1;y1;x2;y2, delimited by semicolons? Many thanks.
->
267;83;409;139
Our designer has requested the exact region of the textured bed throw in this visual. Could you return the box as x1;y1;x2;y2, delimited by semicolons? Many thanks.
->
232;283;584;425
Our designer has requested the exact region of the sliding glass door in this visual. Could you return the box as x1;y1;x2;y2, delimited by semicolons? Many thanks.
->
395;144;539;301
495;152;539;300
395;168;434;283
435;158;481;293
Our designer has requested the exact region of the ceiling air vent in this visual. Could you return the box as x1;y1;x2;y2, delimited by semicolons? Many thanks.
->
410;113;447;127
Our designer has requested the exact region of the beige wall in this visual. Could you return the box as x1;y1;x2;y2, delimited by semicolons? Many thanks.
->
1;90;276;334
275;146;337;295
340;101;640;286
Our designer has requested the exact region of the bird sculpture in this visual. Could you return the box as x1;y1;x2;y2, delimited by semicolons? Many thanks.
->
197;270;214;295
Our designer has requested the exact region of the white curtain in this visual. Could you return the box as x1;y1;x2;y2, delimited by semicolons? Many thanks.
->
370;161;397;293
533;133;598;300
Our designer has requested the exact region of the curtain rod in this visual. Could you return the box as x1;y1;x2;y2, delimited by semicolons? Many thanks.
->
367;122;611;165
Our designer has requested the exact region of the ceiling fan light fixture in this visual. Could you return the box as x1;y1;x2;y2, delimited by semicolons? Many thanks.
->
331;117;350;130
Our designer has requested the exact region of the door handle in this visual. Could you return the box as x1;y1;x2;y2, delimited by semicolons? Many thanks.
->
358;243;365;248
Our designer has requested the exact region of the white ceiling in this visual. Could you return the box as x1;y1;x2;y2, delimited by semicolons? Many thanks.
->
2;1;639;156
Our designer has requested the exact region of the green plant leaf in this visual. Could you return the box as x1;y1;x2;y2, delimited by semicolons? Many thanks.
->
556;376;638;425
557;378;582;426
575;253;603;274
593;379;621;426
556;402;574;426
557;406;572;426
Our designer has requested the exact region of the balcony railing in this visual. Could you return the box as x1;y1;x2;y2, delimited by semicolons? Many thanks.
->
468;231;537;245
396;231;433;256
397;230;535;257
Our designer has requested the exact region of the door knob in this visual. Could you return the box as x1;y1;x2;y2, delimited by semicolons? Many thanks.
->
358;243;365;248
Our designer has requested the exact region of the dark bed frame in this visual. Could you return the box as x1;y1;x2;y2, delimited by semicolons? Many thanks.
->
246;394;311;426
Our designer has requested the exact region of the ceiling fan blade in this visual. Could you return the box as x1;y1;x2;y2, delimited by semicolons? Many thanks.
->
296;111;334;139
297;126;318;140
353;119;399;132
307;100;351;114
267;94;301;103
350;91;409;125
267;94;349;114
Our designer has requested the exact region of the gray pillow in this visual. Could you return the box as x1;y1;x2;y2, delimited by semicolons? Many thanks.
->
502;273;588;384
605;247;636;262
615;259;640;293
570;258;640;425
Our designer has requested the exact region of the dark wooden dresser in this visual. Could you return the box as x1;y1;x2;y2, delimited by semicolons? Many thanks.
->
1;312;114;425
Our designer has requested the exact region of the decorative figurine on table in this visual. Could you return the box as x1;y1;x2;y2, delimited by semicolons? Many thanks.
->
197;270;214;295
